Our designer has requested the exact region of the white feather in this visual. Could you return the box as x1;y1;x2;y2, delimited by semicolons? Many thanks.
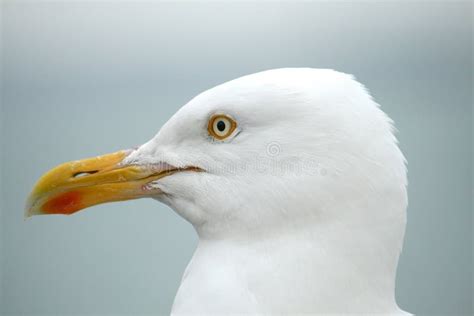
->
124;68;410;315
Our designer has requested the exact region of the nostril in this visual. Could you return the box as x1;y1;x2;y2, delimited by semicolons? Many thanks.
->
73;170;98;178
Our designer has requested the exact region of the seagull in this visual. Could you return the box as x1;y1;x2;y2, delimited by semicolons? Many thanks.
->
26;68;410;315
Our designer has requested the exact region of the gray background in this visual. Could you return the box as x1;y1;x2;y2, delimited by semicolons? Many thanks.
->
1;1;472;315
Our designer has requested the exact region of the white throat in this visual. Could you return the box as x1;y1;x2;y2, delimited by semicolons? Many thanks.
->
171;193;408;315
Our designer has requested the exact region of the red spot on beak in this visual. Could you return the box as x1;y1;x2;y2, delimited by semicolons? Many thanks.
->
42;191;83;215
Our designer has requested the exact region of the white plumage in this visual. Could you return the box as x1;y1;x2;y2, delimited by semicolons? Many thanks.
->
123;68;410;315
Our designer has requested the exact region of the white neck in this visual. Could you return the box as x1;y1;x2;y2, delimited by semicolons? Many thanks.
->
171;205;408;315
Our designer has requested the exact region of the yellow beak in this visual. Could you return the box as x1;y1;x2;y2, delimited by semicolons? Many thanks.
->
25;150;182;217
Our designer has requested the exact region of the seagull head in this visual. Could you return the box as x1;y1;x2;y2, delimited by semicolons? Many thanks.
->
26;68;407;242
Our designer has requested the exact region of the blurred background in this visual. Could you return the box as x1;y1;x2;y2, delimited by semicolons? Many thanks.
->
1;1;472;315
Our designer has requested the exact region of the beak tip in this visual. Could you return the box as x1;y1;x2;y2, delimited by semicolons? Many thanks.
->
24;208;34;219
24;196;43;219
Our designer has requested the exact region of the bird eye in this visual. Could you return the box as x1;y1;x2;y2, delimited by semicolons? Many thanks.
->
208;114;237;140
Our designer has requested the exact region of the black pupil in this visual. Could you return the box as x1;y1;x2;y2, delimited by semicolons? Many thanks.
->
216;120;226;132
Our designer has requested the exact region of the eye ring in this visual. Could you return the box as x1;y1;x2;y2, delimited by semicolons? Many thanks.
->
208;114;238;140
